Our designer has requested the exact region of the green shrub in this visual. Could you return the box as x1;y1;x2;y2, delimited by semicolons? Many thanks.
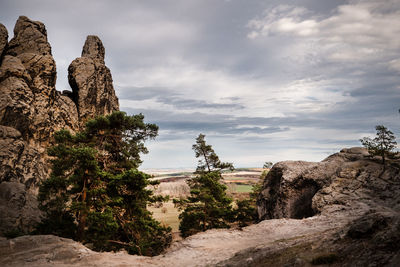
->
4;228;25;239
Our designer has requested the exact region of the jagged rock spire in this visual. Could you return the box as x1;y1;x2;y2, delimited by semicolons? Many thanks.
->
82;35;105;64
68;35;119;126
7;16;52;56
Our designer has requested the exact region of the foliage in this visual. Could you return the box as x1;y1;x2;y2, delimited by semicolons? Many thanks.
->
233;169;267;228
192;133;234;174
234;198;258;227
360;125;397;166
4;228;25;239
174;134;234;237
36;111;171;256
263;161;273;169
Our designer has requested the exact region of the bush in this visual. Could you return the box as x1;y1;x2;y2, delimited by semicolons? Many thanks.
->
4;228;25;239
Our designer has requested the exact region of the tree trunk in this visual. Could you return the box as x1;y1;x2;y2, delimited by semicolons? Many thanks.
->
201;147;211;172
77;178;87;241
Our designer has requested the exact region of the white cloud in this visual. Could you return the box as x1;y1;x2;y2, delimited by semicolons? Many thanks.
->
248;1;400;63
117;57;355;124
248;5;317;38
389;58;400;73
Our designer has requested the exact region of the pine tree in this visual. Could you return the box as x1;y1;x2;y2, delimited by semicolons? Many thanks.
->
360;125;397;167
192;134;234;173
233;170;265;228
174;134;234;237
36;111;171;256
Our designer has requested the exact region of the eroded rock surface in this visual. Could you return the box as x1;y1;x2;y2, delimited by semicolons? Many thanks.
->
0;16;78;142
0;126;45;233
0;216;353;267
0;16;119;235
68;35;119;125
0;23;7;59
253;147;400;266
6;16;51;57
257;147;400;220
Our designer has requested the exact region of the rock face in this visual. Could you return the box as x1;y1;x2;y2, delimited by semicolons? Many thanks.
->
254;147;400;266
257;147;398;220
68;35;119;125
0;16;78;142
0;126;46;234
0;23;7;59
0;16;119;235
6;16;52;56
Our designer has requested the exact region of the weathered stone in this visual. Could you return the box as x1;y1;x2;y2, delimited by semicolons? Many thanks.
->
254;147;400;266
257;147;399;220
82;35;105;64
6;16;51;57
17;53;56;92
68;35;119;126
0;126;47;187
0;182;41;235
0;125;47;234
0;56;34;139
0;16;78;143
347;212;388;239
0;55;77;142
0;23;7;63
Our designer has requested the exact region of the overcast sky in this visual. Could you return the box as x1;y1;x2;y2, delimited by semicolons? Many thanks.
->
1;0;400;169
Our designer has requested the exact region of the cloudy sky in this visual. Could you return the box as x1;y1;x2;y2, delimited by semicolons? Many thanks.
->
1;0;400;169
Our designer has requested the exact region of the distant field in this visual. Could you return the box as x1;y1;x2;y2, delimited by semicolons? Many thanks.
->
148;168;266;236
234;184;254;193
148;201;180;232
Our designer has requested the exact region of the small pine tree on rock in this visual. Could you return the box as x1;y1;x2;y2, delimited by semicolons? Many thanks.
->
360;125;397;167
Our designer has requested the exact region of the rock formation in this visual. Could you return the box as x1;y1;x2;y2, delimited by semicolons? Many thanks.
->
253;147;400;266
257;147;398;220
0;16;78;143
0;126;47;234
0;24;7;59
0;16;119;235
68;35;119;126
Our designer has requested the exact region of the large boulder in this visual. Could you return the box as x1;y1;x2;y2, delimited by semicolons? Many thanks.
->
68;35;119;126
257;147;400;220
